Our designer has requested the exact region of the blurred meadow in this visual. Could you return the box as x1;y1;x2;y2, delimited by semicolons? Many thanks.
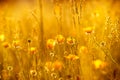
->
0;0;120;80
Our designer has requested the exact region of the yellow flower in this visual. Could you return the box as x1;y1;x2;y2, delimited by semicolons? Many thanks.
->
2;42;10;48
84;27;93;34
56;35;65;44
79;46;88;54
29;47;37;54
64;54;79;61
53;61;63;71
66;37;75;45
45;61;64;72
46;39;56;50
93;59;107;69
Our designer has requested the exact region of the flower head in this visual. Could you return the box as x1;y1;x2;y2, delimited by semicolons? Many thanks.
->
29;47;37;54
51;73;57;78
92;59;107;69
100;41;106;47
27;39;32;43
56;35;65;44
84;27;93;34
50;52;55;57
53;61;63;71
64;54;79;61
66;37;75;45
79;46;88;54
30;69;37;77
7;66;13;71
2;42;10;48
59;77;63;80
46;39;56;50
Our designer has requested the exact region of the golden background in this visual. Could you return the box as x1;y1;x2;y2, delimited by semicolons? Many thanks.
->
0;0;120;80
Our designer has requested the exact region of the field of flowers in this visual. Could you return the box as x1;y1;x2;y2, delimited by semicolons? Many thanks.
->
0;0;120;80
